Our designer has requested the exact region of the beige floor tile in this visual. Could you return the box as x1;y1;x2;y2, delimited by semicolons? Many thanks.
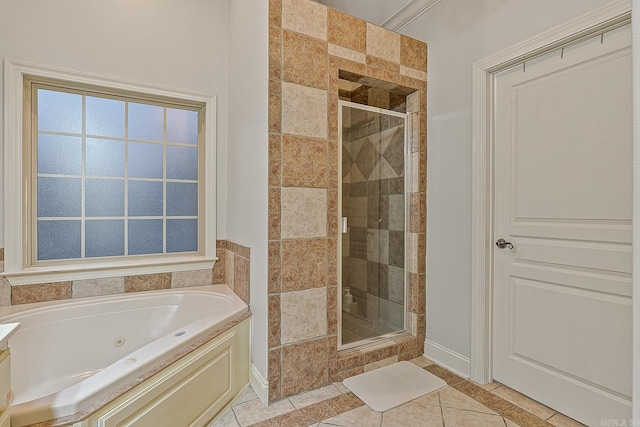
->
333;382;350;394
491;385;555;419
547;412;587;427
381;402;443;427
210;408;239;427
442;407;506;427
410;356;434;368
504;419;522;427
289;384;343;409
438;386;497;414
233;387;259;407
478;381;501;391
232;398;295;427
411;390;440;406
321;405;382;427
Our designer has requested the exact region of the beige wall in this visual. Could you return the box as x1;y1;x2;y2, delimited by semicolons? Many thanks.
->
268;0;427;401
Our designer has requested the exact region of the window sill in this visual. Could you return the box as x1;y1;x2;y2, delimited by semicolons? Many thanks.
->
2;255;217;286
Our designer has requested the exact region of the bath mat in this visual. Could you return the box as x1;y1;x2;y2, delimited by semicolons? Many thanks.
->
342;361;446;412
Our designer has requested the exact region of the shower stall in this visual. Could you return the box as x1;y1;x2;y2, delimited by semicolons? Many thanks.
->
339;100;408;349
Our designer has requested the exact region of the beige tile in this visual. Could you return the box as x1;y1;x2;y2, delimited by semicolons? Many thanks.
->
366;23;400;64
364;355;397;372
281;187;327;239
282;135;327;188
269;0;282;27
283;31;328;89
438;386;497;415
214;249;226;284
233;254;250;304
281;239;326;291
504;419;522;427
547;413;587;427
328;44;365;64
0;278;11;307
210;407;239;427
289;385;342;409
232;397;294;427
333;382;350;394
269;187;281;241
281;338;330;396
170;269;212;288
72;277;125;298
282;0;327;40
400;65;427;81
400;35;427;72
321;405;381;427
125;273;171;293
381;402;443;427
234;387;260;407
491;385;555;420
269;27;281;81
282;82;328;139
225;248;235;288
12;281;72;304
281;287;327;344
441;407;506;427
269;80;281;134
478;382;501;392
409;356;434;368
327;8;366;52
411;390;440;406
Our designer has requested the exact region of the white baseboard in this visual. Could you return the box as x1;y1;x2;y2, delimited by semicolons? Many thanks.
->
250;364;269;405
424;339;471;378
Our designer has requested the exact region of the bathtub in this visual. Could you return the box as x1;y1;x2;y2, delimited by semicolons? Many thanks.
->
0;284;250;427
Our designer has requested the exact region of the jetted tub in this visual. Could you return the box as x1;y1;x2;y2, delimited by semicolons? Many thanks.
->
0;284;250;427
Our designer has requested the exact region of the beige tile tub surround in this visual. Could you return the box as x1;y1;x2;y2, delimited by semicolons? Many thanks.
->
2;239;249;305
268;0;427;402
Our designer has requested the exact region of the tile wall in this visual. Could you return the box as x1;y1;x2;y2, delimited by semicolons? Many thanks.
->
268;0;427;402
0;240;249;306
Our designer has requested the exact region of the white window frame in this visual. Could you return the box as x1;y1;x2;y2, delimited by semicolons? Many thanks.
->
3;59;217;285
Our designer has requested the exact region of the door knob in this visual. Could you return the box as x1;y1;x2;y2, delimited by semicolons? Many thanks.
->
495;238;514;249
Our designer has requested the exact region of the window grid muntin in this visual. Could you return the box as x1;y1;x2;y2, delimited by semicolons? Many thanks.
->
30;81;202;264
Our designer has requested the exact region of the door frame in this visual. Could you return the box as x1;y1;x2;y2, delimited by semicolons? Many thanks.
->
469;0;631;385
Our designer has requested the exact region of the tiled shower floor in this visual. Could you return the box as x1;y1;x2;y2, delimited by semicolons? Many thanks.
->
211;357;585;427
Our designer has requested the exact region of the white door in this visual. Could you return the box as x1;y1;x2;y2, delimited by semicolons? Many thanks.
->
492;24;632;425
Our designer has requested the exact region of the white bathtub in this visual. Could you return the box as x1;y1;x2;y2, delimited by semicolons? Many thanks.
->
0;284;249;427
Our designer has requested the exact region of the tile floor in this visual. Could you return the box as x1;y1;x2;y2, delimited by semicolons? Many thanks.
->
211;357;586;427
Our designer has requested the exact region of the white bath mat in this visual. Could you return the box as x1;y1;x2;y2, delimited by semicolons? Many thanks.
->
342;361;446;412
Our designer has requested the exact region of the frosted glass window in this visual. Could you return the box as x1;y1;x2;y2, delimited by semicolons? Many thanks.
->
167;219;198;253
128;102;164;141
86;138;125;177
167;146;198;180
37;220;81;260
85;179;124;217
28;80;205;265
37;89;82;134
166;183;198;216
128;142;163;178
37;177;81;217
86;96;125;138
85;220;124;257
128;219;163;255
128;181;163;216
167;108;198;144
37;134;82;175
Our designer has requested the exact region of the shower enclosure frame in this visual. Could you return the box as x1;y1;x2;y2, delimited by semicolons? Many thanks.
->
337;99;411;351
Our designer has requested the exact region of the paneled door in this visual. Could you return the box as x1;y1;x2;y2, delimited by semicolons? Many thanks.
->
492;24;632;425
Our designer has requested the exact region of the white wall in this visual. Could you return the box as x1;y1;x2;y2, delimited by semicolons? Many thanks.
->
227;1;269;379
400;0;611;359
0;0;230;242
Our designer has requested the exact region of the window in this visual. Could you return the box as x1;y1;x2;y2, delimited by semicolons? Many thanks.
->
4;61;216;284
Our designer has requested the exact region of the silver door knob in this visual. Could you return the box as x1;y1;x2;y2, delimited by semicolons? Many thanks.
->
495;238;514;249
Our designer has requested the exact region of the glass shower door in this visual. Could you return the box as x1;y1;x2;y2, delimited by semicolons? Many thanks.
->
339;101;407;348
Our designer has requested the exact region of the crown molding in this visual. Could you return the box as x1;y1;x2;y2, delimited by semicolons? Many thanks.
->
382;0;442;31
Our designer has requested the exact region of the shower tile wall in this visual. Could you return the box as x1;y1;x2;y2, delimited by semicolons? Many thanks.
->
342;118;406;329
269;0;427;403
0;239;250;305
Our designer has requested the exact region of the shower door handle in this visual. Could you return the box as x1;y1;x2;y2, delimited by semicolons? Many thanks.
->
341;217;348;234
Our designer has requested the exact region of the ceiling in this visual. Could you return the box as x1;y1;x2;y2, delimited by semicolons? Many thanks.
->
316;0;440;31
